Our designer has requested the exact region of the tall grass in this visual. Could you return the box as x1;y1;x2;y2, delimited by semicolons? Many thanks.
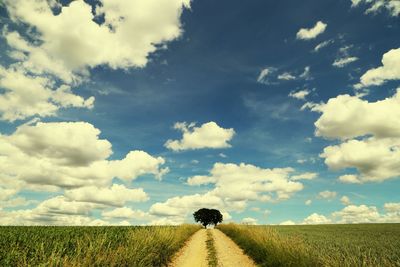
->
206;229;218;267
218;223;400;267
0;225;200;267
218;223;320;266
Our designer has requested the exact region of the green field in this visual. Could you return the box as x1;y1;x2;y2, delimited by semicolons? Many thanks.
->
2;224;400;267
218;223;400;267
0;225;200;267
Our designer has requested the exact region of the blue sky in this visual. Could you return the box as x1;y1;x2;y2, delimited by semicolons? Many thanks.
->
0;0;399;225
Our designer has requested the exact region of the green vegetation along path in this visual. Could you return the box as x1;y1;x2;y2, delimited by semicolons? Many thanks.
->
169;229;256;267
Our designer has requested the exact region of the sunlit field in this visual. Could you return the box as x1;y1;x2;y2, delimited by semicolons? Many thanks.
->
218;223;400;267
0;225;200;266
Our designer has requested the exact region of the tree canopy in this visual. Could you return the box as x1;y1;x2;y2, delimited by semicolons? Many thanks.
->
193;208;223;228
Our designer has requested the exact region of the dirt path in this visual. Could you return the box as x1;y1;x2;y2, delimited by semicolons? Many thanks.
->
212;229;257;267
169;228;256;267
168;229;208;267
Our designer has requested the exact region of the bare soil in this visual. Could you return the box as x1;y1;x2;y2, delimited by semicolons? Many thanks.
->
169;228;256;267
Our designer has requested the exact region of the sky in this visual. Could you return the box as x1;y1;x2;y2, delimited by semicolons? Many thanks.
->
0;0;400;226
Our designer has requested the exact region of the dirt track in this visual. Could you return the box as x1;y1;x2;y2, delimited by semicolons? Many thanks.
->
168;229;208;267
168;229;256;267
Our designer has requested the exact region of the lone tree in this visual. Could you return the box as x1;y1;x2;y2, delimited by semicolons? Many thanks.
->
193;208;223;228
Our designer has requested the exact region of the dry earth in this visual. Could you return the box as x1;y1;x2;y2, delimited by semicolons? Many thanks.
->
169;228;256;267
168;229;208;267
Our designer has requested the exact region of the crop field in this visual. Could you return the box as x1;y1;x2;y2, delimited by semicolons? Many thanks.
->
218;223;400;267
0;225;200;267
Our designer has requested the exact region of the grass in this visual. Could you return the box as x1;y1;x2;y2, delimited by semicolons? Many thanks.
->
218;223;400;267
205;229;218;267
0;224;200;267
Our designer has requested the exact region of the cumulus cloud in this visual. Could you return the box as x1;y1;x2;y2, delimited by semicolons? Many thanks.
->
318;190;337;200
0;66;94;121
0;121;167;190
300;203;400;224
313;90;400;139
187;163;305;202
150;162;307;224
0;0;190;121
291;172;318;180
289;89;310;100
356;48;400;88
0;196;105;225
3;0;191;80
0;187;17;201
338;174;362;184
340;196;351;205
308;89;400;183
165;122;235;151
101;207;150;220
302;213;331;224
332;204;380;223
332;56;359;68
149;192;230;225
305;199;312;205
296;21;327;40
279;220;295;225
351;0;400;16
65;184;149;207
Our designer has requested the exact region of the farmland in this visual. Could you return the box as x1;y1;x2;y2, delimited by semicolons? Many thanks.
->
1;223;400;266
218;223;400;267
0;225;200;266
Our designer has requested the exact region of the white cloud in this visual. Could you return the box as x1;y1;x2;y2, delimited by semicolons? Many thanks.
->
302;213;331;224
289;89;310;100
165;122;235;151
301;203;400;224
149;192;229;225
0;196;104;225
356;48;400;88
332;56;358;68
241;217;258;225
65;184;149;207
296;21;327;40
187;163;305;202
279;220;295;225
0;187;17;201
0;66;94;121
257;67;276;84
101;207;149;220
3;0;191;80
351;0;400;16
332;204;380;223
338;174;362;184
150;192;225;217
340;196;351;205
322;138;400;182
299;66;312;80
313;90;400;140
1;0;190;121
314;40;334;52
310;89;400;183
318;190;337;200
0;121;167;190
278;72;296;81
291;172;318;180
384;202;400;212
305;199;312;205
151;162;307;224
